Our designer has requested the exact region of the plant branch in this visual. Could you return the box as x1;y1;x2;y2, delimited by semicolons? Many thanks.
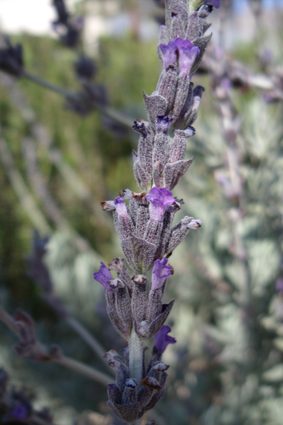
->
22;70;134;128
53;355;112;386
65;316;110;364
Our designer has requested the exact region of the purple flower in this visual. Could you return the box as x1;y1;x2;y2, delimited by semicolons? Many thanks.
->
264;93;276;104
152;258;173;290
174;38;200;75
221;77;232;91
115;197;128;217
276;279;283;292
159;40;178;68
159;38;200;75
11;403;29;420
146;188;175;221
212;0;221;8
93;262;113;291
154;325;176;355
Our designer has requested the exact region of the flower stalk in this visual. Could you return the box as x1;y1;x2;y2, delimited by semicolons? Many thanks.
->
93;1;220;423
128;330;144;387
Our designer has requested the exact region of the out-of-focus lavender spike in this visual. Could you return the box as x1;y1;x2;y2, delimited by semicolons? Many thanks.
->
0;38;24;77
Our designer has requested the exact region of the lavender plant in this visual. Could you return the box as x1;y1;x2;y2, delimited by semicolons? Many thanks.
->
91;1;220;423
2;0;283;424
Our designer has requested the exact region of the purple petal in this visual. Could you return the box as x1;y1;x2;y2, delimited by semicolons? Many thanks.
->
276;279;283;292
115;197;128;217
11;404;29;420
154;325;176;355
93;262;113;291
174;38;200;75
159;40;177;68
152;258;173;290
213;0;221;8
146;188;175;221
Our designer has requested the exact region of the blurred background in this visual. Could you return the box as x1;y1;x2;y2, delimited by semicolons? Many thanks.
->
1;1;283;424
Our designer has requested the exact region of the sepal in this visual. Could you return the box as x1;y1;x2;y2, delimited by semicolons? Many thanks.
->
191;33;212;74
105;292;131;339
164;158;194;190
165;216;195;255
104;350;129;392
137;300;175;339
122;379;138;405
131;275;148;326
170;13;186;40
143;92;168;129
122;236;156;273
107;383;122;405
108;257;133;291
157;66;178;113
113;198;134;241
132;192;150;239
170;72;192;123
107;401;140;424
109;279;132;335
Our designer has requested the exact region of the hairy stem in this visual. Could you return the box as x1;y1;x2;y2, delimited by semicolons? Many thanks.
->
128;329;144;386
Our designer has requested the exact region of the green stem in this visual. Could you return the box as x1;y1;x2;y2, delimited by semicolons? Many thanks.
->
54;355;112;386
65;316;114;372
128;329;144;386
22;70;76;99
96;104;134;128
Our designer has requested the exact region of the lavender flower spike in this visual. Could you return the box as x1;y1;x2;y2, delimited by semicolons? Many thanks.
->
174;38;200;76
146;188;175;221
152;258;173;290
154;325;176;355
93;262;112;292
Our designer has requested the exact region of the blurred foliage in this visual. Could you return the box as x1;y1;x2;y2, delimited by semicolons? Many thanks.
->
0;31;160;422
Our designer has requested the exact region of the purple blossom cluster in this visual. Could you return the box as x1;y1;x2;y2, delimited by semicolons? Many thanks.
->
92;1;219;422
0;368;53;424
